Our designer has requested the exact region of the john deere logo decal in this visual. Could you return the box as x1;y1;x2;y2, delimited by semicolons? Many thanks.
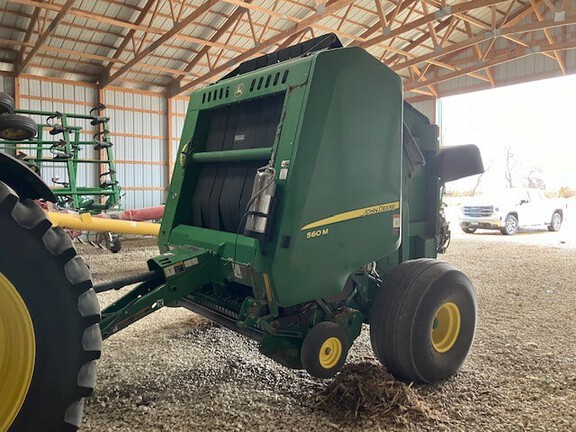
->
235;83;244;97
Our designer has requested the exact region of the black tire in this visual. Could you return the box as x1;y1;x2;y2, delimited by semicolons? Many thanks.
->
0;92;15;114
500;214;518;235
548;211;562;232
0;181;101;432
106;234;122;253
0;114;38;141
301;321;349;379
461;227;476;234
370;259;476;383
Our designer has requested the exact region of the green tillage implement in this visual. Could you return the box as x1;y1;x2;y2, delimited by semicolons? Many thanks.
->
0;109;121;212
99;36;483;382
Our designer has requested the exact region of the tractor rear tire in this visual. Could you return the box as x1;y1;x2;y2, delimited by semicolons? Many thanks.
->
370;259;476;383
0;114;38;141
0;92;15;114
301;321;349;379
0;181;101;432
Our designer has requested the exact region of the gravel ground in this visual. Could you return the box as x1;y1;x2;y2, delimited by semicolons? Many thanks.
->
80;212;575;432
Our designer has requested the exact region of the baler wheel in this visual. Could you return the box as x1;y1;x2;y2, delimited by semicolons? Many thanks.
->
0;181;101;431
461;227;476;234
370;259;476;383
301;321;349;379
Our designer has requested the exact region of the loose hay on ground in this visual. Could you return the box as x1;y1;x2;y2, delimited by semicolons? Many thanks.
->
312;363;444;425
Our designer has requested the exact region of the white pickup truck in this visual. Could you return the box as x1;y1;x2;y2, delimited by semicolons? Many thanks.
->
459;188;566;235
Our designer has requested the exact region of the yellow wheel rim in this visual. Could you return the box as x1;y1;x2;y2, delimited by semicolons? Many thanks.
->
0;272;36;431
431;302;461;353
2;128;25;139
318;337;342;369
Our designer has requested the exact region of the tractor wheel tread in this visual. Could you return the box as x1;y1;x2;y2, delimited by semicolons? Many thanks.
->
0;181;101;431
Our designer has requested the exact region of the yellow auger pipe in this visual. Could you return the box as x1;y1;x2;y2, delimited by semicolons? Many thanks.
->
46;211;160;236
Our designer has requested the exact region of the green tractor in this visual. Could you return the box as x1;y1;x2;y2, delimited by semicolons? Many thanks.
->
1;34;482;431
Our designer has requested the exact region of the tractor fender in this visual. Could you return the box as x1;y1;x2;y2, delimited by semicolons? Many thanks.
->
0;152;55;202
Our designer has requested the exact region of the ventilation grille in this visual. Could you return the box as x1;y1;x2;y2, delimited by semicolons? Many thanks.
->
249;70;289;92
202;86;230;104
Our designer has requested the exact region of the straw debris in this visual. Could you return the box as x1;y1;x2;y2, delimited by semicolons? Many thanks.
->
312;362;444;425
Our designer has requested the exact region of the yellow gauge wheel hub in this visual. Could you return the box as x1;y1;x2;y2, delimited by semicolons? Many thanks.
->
432;302;461;353
2;128;25;139
318;337;342;369
0;272;36;431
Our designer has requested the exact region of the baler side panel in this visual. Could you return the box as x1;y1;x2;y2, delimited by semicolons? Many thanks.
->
270;48;403;307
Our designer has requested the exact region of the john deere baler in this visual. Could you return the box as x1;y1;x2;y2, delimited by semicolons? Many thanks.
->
99;35;483;382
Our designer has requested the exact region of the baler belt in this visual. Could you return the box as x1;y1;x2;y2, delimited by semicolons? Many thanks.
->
191;93;285;233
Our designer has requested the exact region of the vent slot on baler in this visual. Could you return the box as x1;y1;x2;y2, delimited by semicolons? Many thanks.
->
191;92;285;233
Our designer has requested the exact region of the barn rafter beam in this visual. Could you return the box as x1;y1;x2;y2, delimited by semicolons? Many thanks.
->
378;0;421;59
7;0;249;59
454;9;546;55
355;0;417;43
385;17;451;67
464;21;495;86
529;0;566;73
16;0;76;75
410;64;439;96
420;1;440;48
219;0;366;43
99;1;219;88
393;12;576;72
361;0;511;49
171;0;357;97
259;0;279;42
214;12;249;68
18;7;40;59
138;0;164;54
247;10;259;45
404;37;576;91
374;0;390;30
436;0;543;65
166;2;253;93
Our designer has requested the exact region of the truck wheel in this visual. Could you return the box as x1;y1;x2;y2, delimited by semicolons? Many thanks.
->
500;214;518;235
0;181;101;432
461;227;476;234
0;92;15;114
548;211;562;232
0;114;38;141
370;259;476;383
301;321;349;378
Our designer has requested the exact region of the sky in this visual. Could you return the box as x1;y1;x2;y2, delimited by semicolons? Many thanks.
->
438;74;576;193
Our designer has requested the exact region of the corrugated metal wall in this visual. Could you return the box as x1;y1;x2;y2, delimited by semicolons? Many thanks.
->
0;75;14;95
103;89;168;209
411;99;436;124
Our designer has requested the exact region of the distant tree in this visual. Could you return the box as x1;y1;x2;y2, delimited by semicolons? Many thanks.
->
471;158;494;195
558;186;576;198
524;167;546;190
504;144;518;188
